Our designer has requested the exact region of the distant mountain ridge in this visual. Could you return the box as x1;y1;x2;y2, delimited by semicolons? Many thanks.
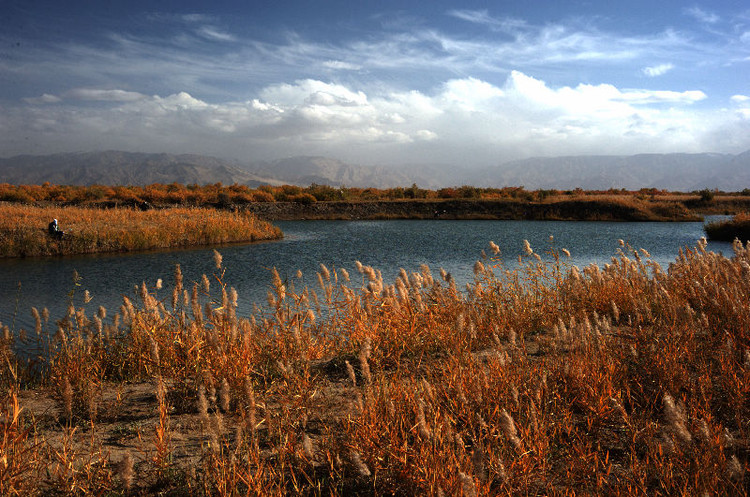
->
0;151;282;188
1;149;748;191
246;156;460;189
476;152;747;191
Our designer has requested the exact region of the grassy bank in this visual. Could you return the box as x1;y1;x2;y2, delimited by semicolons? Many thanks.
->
1;238;748;495
0;204;282;257
705;212;750;242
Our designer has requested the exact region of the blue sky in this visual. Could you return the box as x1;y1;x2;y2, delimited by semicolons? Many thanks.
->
1;0;748;166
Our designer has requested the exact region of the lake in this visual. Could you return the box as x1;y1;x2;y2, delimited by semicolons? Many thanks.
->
0;218;733;334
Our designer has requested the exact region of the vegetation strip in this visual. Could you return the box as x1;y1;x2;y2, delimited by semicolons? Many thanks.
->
6;181;749;222
242;197;700;221
1;239;749;494
0;204;282;257
705;212;750;242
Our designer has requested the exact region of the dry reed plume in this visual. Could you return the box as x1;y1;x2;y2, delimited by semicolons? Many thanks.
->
0;236;749;495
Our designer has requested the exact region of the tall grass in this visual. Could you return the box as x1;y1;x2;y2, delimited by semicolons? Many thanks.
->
705;212;750;242
0;204;282;257
1;238;748;494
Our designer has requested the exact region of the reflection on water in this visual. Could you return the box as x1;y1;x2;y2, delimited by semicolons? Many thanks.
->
0;219;733;334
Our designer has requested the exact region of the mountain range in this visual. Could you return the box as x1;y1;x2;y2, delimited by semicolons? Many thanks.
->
0;151;282;188
477;151;750;191
1;149;748;191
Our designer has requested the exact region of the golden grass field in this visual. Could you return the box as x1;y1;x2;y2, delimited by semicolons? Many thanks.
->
0;204;283;257
0;238;749;495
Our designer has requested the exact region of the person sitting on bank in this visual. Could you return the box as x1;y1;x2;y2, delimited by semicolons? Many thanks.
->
48;219;64;239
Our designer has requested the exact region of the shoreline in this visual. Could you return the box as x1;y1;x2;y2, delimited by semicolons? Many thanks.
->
242;198;702;222
0;195;733;258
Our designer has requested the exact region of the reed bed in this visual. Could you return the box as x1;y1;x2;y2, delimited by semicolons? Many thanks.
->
1;238;749;495
705;212;750;242
0;204;282;257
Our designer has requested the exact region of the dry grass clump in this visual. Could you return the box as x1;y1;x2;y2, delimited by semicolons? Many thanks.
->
1;237;749;494
705;212;750;242
543;195;698;221
0;204;282;257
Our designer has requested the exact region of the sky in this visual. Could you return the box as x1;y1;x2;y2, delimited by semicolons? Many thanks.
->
1;0;749;167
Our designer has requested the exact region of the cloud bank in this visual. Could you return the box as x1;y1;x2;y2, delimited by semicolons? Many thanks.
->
5;71;747;166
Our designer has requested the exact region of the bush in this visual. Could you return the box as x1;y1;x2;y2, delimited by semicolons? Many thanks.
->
289;193;317;204
705;212;750;242
306;183;342;201
698;188;715;203
0;189;34;203
251;191;275;202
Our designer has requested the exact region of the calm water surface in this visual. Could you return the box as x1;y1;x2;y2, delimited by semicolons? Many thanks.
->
0;219;733;333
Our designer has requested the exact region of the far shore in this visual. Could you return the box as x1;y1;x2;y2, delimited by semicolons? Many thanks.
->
240;197;703;222
4;183;750;257
0;197;712;259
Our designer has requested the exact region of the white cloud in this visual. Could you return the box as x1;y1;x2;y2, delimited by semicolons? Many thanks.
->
415;129;438;141
181;14;213;23
322;60;362;70
146;13;216;24
197;26;236;42
250;99;284;114
448;9;497;26
447;9;528;33
685;7;720;24
65;89;147;102
5;73;746;164
23;94;62;105
440;77;504;111
731;95;750;119
642;63;675;77
160;92;210;109
261;80;369;107
615;89;706;104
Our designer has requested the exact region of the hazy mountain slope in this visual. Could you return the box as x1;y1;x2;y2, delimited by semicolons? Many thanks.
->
1;150;748;190
245;153;747;190
0;151;282;187
473;153;734;190
243;156;453;189
703;150;750;191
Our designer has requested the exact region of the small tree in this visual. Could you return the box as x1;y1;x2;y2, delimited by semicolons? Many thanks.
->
698;188;715;203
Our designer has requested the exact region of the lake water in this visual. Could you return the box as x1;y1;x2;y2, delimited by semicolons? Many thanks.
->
0;218;733;334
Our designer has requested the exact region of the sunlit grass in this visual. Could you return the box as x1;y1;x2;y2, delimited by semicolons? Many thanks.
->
0;204;282;257
1;237;749;495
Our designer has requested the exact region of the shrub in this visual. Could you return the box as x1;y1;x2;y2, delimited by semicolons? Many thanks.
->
698;188;715;202
251;191;275;202
306;183;342;201
289;193;317;204
0;189;34;203
705;212;750;242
